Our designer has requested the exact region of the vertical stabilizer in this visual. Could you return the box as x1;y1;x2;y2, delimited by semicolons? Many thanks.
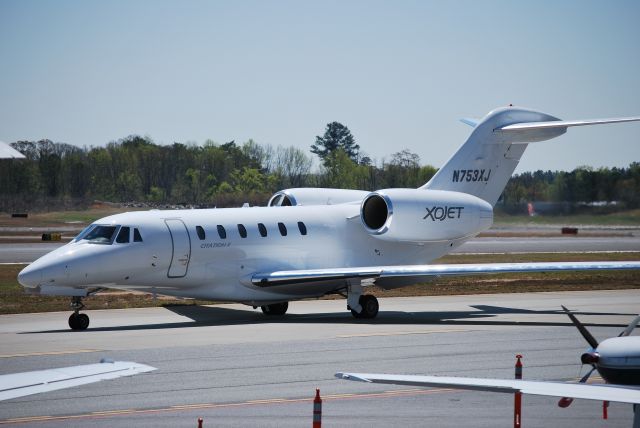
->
422;107;563;206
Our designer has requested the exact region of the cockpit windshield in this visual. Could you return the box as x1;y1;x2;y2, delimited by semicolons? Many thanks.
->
74;224;118;244
73;224;144;244
73;225;92;242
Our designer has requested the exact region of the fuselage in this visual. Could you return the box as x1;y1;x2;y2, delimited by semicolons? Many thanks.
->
18;203;476;305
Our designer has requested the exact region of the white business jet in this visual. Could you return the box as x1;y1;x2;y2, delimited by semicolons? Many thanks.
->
337;307;640;426
17;106;640;330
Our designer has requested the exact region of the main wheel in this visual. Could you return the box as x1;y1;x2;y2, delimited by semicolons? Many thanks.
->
69;313;90;330
350;295;379;319
261;302;289;316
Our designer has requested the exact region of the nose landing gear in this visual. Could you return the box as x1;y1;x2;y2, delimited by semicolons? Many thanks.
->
68;296;90;330
260;301;289;315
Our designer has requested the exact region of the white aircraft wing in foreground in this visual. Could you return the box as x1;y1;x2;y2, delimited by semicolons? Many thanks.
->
336;372;640;405
338;310;640;425
0;360;156;401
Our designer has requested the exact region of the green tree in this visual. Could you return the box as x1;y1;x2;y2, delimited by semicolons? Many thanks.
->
88;147;116;200
311;122;360;166
616;162;640;208
271;146;313;188
63;150;90;198
321;149;368;189
230;167;273;194
549;172;569;202
384;149;422;187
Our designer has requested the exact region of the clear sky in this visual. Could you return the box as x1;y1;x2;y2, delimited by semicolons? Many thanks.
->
1;0;639;173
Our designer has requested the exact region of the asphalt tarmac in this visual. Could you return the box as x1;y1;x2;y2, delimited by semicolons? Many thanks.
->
2;235;640;264
1;290;638;427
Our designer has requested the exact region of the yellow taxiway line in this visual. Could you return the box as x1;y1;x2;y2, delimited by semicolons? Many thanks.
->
337;328;469;338
0;349;101;358
0;388;457;425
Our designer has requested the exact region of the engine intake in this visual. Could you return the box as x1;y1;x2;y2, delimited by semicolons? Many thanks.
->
361;193;392;231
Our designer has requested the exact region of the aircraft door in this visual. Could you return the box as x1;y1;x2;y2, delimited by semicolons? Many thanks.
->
165;219;191;278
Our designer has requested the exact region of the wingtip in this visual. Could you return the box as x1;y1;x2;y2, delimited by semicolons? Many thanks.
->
335;372;372;383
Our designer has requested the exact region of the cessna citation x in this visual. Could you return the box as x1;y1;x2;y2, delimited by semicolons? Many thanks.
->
17;106;640;330
337;307;640;426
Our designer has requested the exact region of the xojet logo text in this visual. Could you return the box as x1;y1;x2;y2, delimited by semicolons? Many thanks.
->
423;206;464;221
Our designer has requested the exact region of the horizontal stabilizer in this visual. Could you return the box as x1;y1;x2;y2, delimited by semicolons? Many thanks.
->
493;115;640;145
497;116;640;132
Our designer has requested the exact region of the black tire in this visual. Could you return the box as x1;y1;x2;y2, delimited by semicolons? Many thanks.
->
261;302;289;316
69;313;90;330
350;295;379;319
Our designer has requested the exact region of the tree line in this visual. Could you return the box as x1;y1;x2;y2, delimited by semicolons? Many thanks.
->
1;122;639;213
502;164;640;211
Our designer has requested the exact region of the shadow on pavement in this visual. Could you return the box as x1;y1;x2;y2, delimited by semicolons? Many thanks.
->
22;302;635;333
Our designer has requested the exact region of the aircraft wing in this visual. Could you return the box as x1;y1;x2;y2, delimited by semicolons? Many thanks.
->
336;372;640;405
0;141;26;159
0;360;156;401
251;261;640;287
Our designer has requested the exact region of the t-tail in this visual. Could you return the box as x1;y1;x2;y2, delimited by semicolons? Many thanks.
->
422;106;640;206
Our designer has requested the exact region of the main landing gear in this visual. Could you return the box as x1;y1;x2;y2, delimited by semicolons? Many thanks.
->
68;296;90;330
350;295;379;319
261;301;289;315
347;280;379;319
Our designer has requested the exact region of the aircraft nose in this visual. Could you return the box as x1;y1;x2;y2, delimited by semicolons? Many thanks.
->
18;264;42;288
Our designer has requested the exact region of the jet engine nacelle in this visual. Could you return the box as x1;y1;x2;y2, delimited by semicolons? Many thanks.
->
360;189;493;242
268;188;369;206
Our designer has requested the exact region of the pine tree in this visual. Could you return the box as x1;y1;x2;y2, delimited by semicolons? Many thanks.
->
311;122;360;166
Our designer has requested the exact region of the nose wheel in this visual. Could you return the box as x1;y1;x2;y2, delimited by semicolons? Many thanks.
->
69;297;90;330
260;302;289;315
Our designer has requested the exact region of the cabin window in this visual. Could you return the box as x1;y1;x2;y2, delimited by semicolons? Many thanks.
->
116;226;130;243
258;223;267;237
278;222;287;236
297;221;307;236
196;226;206;240
133;228;143;242
217;225;227;239
83;225;118;244
238;224;247;238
